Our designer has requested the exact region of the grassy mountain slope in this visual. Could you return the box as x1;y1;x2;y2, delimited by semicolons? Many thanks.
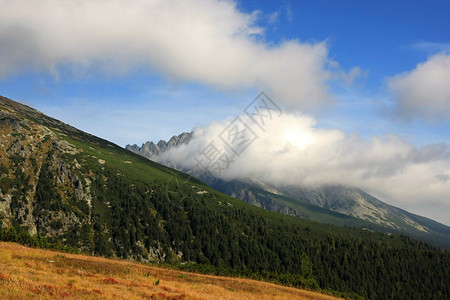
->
1;95;450;299
0;242;338;300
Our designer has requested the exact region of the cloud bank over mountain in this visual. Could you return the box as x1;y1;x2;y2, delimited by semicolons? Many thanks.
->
158;113;450;225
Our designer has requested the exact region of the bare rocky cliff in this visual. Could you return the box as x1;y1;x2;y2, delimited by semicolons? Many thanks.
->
0;98;93;249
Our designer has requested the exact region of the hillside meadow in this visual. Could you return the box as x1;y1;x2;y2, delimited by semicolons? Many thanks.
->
0;242;338;299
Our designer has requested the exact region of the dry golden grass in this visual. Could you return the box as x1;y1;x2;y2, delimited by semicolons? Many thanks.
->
0;242;339;299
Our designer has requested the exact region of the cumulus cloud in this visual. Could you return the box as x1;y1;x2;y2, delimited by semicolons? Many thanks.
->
339;66;366;85
0;0;347;109
387;53;450;121
158;113;450;222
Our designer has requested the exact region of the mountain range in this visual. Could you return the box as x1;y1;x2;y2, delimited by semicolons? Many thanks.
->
127;133;450;249
1;95;450;299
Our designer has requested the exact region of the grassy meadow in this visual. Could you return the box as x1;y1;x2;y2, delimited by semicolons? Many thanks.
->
0;242;339;299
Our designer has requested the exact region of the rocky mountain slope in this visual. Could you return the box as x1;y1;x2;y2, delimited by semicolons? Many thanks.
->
280;184;449;233
128;133;450;249
0;97;92;240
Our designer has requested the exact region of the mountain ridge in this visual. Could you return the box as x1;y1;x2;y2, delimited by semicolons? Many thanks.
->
126;132;193;160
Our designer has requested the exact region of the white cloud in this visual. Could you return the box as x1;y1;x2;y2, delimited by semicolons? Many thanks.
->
339;66;366;85
387;53;450;121
266;11;279;24
284;4;294;23
159;113;450;224
412;41;450;54
0;0;344;110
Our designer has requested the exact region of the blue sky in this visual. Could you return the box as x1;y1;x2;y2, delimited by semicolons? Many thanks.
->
1;0;450;224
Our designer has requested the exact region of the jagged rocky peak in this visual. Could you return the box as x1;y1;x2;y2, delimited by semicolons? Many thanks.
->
156;140;167;149
125;131;193;160
167;131;192;147
126;144;140;153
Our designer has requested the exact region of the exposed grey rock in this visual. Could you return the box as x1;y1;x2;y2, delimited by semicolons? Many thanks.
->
203;177;303;218
0;99;94;241
278;184;431;232
125;132;193;160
